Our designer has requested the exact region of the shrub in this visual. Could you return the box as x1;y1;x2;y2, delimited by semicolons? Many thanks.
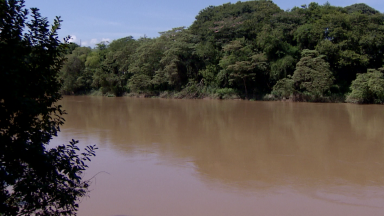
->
292;49;334;96
216;88;240;99
272;77;295;98
346;68;384;104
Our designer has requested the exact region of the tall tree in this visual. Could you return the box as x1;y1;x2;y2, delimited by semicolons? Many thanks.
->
219;39;268;98
292;49;334;96
0;1;96;215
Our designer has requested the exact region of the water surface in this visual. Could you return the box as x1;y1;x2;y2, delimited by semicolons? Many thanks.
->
53;96;384;216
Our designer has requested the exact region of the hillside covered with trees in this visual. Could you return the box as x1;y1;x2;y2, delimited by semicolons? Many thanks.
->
59;0;384;103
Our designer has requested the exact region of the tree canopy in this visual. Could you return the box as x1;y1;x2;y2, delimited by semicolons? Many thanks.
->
58;1;384;103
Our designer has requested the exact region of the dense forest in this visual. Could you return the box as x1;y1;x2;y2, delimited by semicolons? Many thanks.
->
59;0;384;103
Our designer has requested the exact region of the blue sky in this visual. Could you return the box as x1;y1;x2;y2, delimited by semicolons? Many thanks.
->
25;0;383;47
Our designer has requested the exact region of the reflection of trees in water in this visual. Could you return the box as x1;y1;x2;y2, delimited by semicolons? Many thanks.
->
346;104;384;142
60;96;384;191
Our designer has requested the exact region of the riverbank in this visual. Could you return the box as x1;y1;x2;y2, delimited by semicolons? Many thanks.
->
69;89;348;104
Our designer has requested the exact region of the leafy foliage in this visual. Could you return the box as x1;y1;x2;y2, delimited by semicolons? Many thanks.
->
57;1;384;103
272;77;295;98
346;68;384;104
0;0;96;215
345;3;380;15
292;49;335;96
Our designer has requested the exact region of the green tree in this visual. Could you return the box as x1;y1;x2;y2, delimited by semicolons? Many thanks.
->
127;37;164;92
292;49;334;96
60;47;92;94
345;3;380;15
272;77;295;98
219;39;268;98
346;68;384;104
155;27;199;90
0;1;96;215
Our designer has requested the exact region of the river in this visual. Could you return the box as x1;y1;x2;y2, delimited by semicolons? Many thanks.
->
52;96;384;216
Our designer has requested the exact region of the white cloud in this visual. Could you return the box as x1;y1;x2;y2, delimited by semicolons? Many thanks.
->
94;32;154;39
82;38;108;47
90;38;98;45
66;37;119;48
81;41;89;47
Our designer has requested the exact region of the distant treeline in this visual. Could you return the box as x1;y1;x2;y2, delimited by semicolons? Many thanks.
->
59;1;384;103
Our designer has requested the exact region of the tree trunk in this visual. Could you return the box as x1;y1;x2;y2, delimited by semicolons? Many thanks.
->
243;78;248;99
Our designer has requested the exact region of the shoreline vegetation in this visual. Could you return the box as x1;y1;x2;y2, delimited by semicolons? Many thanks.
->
82;88;347;103
59;1;384;104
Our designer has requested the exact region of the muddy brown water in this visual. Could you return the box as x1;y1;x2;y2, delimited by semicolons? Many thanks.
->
52;96;384;216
